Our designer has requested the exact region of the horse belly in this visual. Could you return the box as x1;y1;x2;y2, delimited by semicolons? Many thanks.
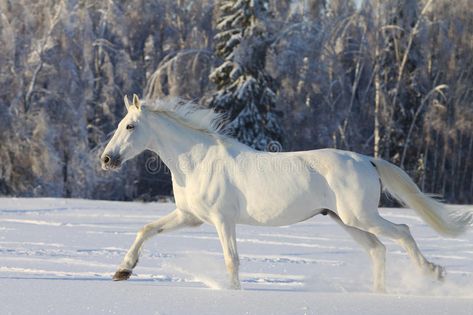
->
237;175;332;226
239;202;322;226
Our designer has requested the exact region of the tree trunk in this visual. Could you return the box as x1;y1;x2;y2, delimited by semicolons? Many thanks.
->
374;64;381;158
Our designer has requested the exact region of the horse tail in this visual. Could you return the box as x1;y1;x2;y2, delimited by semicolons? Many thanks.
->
370;158;472;237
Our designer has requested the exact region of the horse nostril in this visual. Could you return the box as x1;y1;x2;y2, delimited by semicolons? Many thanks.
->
103;155;111;165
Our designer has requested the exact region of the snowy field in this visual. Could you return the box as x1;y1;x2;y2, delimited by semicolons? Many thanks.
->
1;198;472;315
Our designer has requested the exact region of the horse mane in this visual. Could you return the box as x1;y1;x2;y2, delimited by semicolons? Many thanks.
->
142;97;229;136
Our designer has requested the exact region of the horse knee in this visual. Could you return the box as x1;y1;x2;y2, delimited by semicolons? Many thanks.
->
137;227;147;239
138;224;162;240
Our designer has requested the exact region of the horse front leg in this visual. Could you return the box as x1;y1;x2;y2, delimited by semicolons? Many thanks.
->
113;209;202;281
214;218;240;289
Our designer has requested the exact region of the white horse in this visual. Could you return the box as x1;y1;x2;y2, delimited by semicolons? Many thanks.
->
101;94;472;292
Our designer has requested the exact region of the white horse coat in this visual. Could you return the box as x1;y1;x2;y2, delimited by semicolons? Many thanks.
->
101;95;472;292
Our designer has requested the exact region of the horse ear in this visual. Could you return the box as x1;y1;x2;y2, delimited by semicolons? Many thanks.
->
133;94;141;110
124;95;131;111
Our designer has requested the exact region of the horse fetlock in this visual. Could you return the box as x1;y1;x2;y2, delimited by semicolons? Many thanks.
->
227;269;241;290
130;257;139;269
229;279;241;290
121;253;139;269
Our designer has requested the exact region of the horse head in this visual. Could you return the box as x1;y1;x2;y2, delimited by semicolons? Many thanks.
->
101;94;150;170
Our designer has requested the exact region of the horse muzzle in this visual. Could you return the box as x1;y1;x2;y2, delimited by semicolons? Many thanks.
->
101;153;122;170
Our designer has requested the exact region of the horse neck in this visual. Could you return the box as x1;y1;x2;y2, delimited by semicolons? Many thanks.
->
146;112;218;180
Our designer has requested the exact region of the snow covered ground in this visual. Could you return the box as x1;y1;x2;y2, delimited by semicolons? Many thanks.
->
1;198;472;314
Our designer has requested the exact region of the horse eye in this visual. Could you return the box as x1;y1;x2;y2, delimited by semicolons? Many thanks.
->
126;124;135;130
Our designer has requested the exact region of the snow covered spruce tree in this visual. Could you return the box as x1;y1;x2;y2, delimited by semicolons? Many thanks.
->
209;0;284;151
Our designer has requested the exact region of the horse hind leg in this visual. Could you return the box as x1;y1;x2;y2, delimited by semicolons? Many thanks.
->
328;212;386;293
361;215;445;281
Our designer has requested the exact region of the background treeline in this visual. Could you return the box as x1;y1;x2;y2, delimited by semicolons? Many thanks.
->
0;0;471;203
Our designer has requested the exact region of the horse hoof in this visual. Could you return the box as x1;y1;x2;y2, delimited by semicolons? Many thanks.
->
113;269;132;281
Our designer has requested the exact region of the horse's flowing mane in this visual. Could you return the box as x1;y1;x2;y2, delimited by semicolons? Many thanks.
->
142;97;228;135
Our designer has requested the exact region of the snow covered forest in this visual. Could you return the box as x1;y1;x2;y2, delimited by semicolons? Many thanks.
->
0;0;472;203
